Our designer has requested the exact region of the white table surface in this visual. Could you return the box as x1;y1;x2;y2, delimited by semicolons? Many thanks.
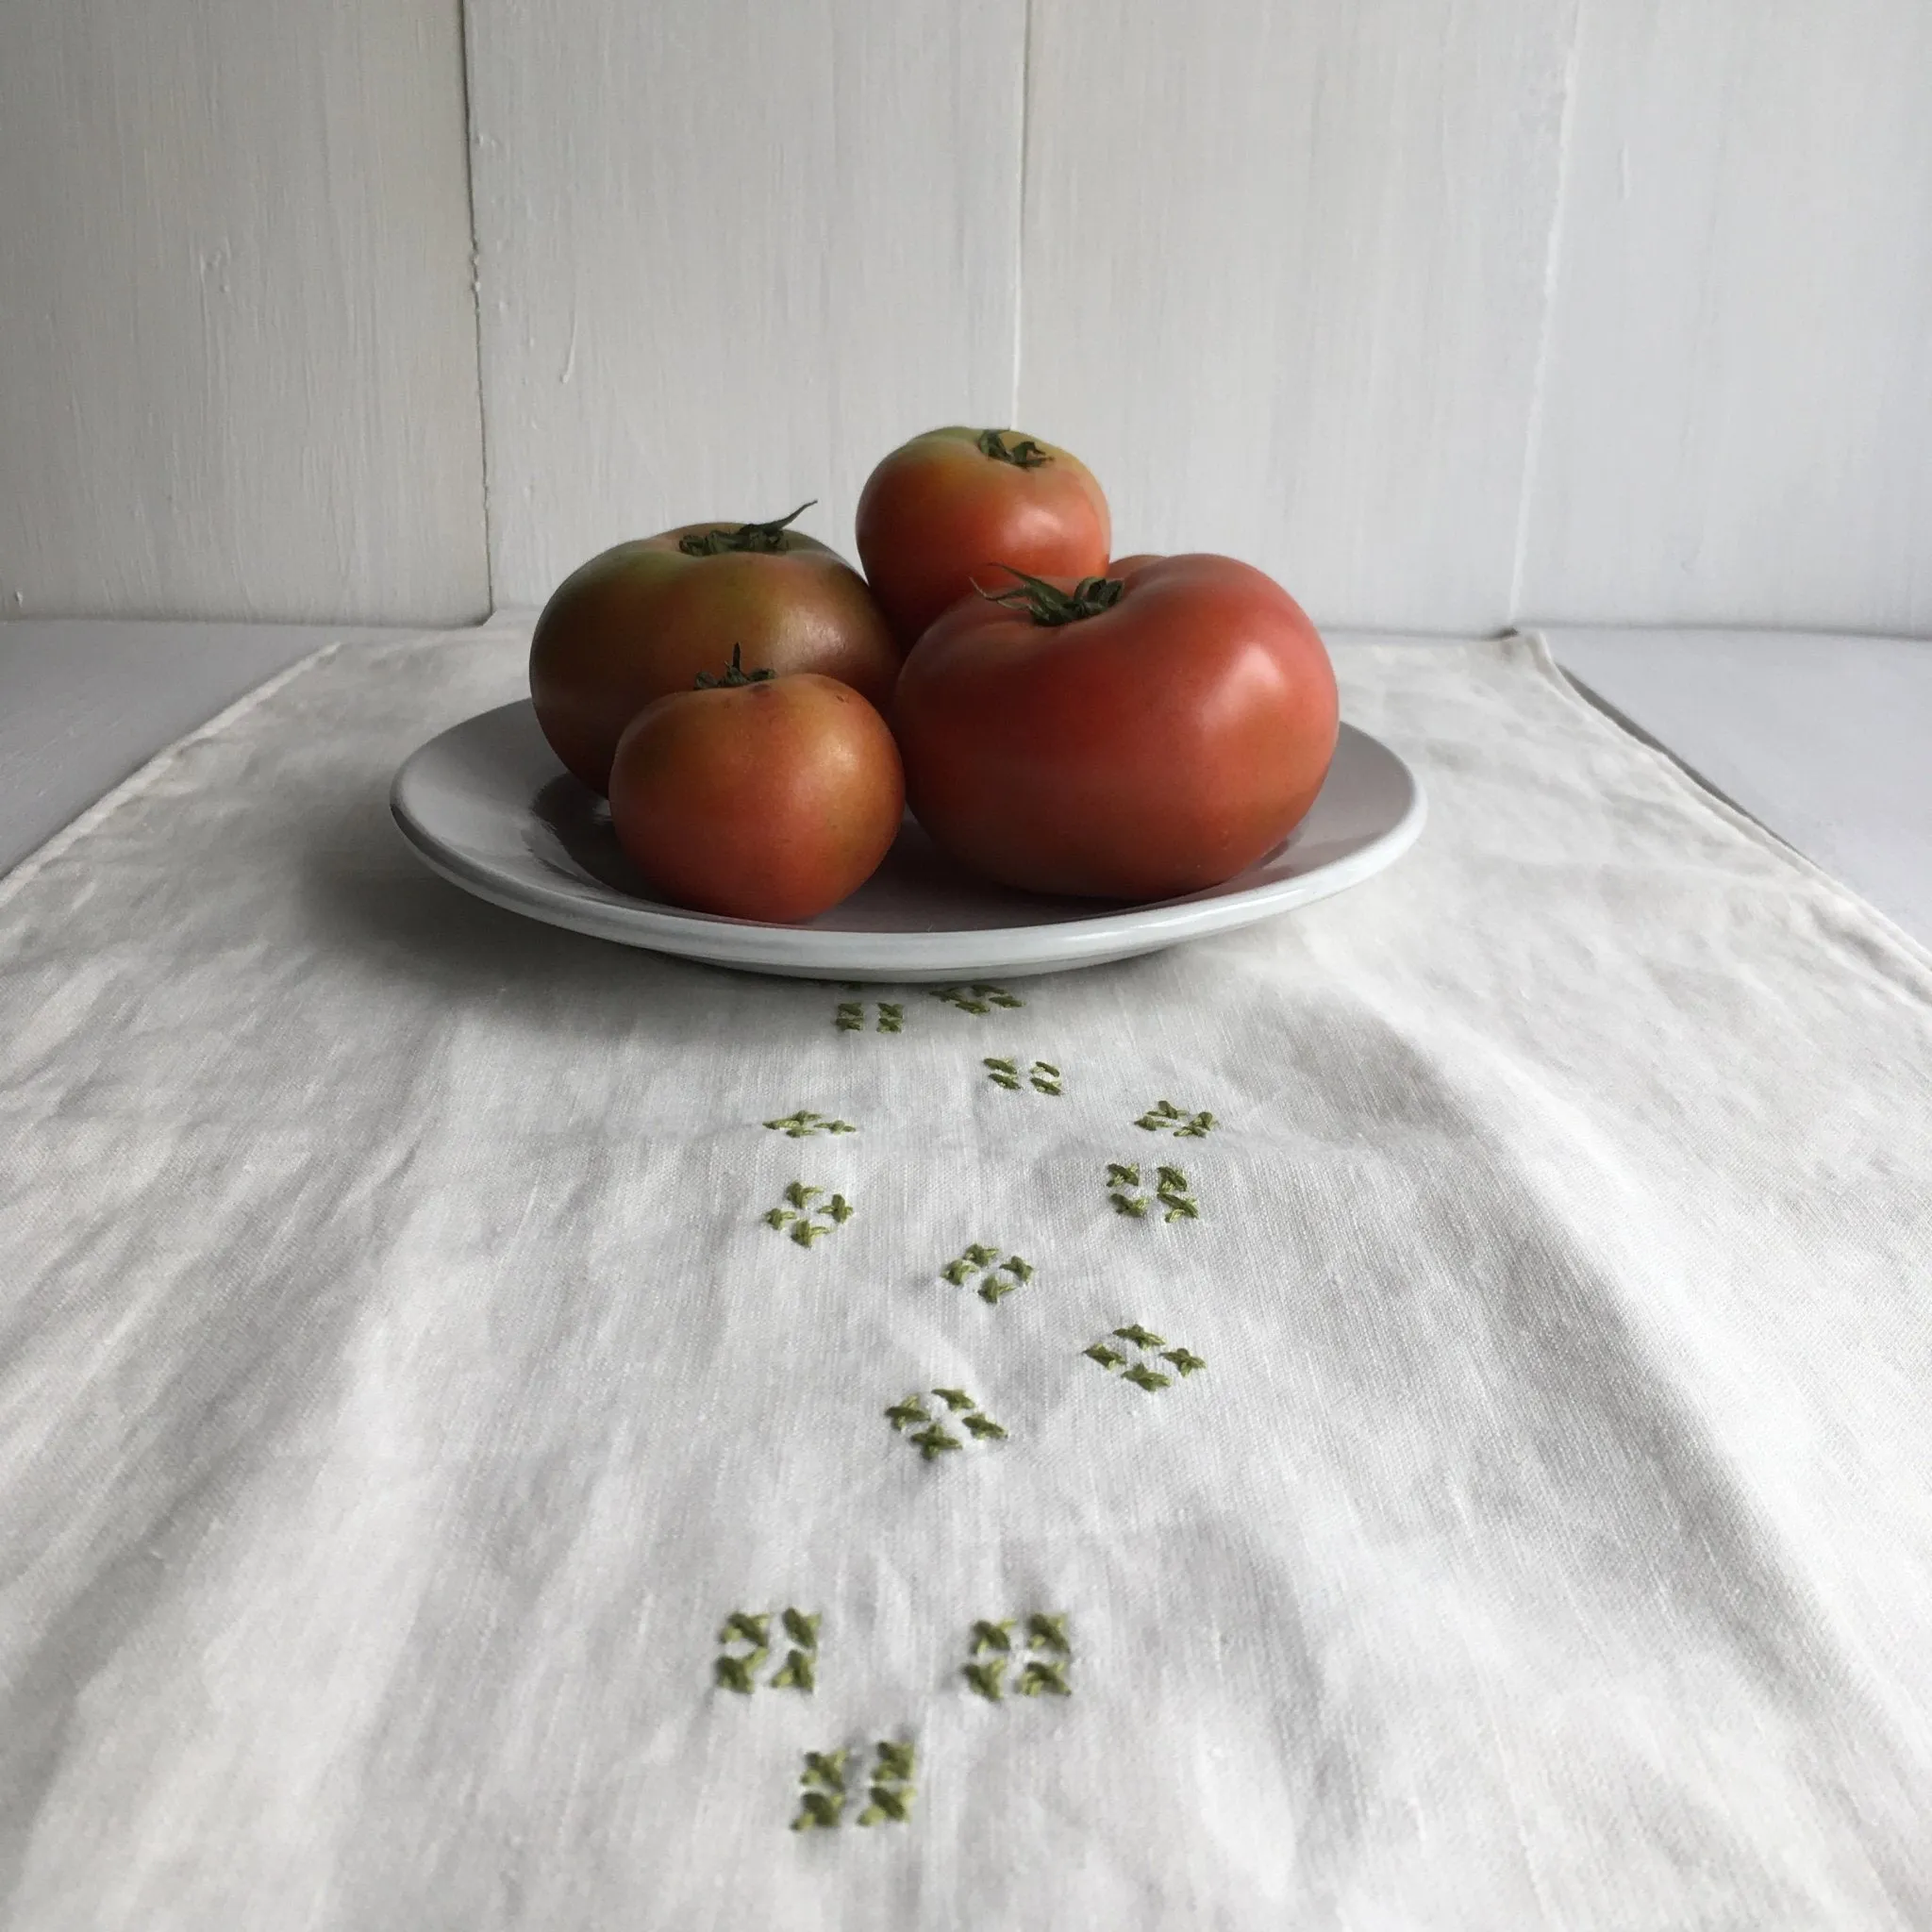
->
1541;626;1932;949
2;618;1927;946
0;620;409;879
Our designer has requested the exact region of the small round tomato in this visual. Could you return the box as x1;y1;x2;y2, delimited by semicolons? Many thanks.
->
855;427;1111;650
608;672;904;923
892;555;1338;901
531;503;899;794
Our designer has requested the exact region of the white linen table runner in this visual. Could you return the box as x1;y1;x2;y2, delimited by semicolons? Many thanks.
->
2;625;1929;1929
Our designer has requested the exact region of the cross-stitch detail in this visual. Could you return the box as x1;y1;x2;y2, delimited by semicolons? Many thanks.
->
940;1246;1035;1305
770;1649;817;1691
764;1181;856;1246
964;1658;1007;1700
764;1109;858;1138
858;1740;918;1826
963;1615;1073;1701
717;1606;820;1694
836;1001;904;1033
985;1057;1061;1095
1135;1098;1218;1138
1025;1613;1070;1654
1018;1658;1072;1696
715;1650;766;1693
888;1390;1008;1461
1087;1326;1206;1393
1106;1161;1199;1222
928;984;1024;1015
792;1749;849;1830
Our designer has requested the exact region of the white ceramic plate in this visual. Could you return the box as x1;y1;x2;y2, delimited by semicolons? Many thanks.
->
390;701;1424;981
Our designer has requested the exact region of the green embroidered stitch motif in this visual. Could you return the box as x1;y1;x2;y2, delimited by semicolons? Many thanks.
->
1018;1659;1072;1697
1136;1098;1218;1138
1106;1161;1199;1222
963;1614;1074;1702
940;1246;1035;1304
715;1651;765;1693
770;1649;816;1691
764;1109;858;1138
857;1740;918;1826
791;1748;850;1830
764;1181;856;1246
984;1057;1061;1095
1025;1613;1070;1654
716;1605;820;1694
964;1658;1007;1700
1087;1325;1206;1393
836;1001;903;1033
888;1390;1007;1461
928;984;1024;1015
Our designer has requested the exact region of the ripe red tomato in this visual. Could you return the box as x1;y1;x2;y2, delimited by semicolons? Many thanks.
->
530;504;899;794
608;672;904;923
855;427;1111;649
892;554;1338;900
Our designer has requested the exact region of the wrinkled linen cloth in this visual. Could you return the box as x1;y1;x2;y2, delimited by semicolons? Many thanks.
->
2;624;1929;1931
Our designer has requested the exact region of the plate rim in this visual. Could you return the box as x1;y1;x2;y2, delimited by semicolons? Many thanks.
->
389;702;1426;975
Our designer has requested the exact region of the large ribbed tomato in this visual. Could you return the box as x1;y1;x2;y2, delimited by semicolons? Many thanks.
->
530;505;898;794
855;427;1110;650
608;671;904;924
892;555;1338;901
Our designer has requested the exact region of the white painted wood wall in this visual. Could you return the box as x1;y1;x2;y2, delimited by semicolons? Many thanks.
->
3;0;1928;636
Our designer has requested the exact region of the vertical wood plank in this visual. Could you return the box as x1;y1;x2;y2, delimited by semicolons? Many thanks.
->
1516;0;1932;633
0;0;489;625
1017;0;1580;633
467;0;1026;609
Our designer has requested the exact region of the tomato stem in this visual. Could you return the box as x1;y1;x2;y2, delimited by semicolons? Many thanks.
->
678;501;817;557
975;429;1051;469
694;644;775;688
975;565;1125;626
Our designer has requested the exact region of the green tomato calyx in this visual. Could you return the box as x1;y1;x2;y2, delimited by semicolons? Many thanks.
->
977;565;1125;626
678;500;816;557
975;429;1051;468
695;644;775;688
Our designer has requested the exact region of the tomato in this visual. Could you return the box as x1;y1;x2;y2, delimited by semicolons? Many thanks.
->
855;427;1111;650
530;504;899;794
891;555;1338;901
608;671;904;923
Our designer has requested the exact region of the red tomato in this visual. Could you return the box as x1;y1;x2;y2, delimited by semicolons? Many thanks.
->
892;555;1338;900
608;673;904;923
855;427;1111;649
531;504;899;794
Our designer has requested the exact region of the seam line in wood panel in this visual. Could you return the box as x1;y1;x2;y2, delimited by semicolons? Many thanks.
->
1507;0;1587;625
1009;0;1035;426
456;0;497;616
